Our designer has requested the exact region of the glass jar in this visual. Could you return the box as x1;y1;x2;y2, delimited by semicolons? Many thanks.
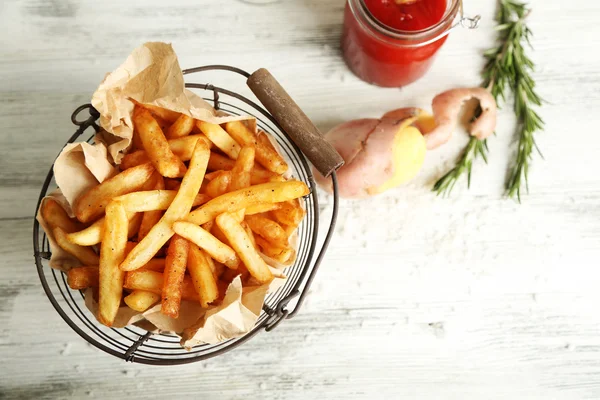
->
342;0;478;88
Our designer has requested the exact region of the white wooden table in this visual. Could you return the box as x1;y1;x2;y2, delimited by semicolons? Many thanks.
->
2;0;599;398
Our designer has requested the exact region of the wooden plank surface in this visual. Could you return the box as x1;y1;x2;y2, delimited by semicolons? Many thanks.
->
2;0;600;399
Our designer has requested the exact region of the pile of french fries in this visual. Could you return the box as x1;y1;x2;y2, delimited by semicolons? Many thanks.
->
41;103;308;327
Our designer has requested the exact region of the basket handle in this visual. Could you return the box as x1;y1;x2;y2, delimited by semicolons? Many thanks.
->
247;68;344;178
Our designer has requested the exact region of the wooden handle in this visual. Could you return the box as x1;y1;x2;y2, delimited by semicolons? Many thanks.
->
247;68;344;178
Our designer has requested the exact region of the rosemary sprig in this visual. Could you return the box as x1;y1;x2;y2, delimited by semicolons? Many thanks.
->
433;0;543;200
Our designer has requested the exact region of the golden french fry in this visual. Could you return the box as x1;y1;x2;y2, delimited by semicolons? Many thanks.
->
242;221;257;249
124;270;199;302
202;220;214;232
53;227;99;266
282;224;296;237
133;106;187;178
41;198;81;233
121;135;209;171
164;179;181;191
124;290;161;312
245;202;282;215
255;236;295;264
166;114;195;139
232;208;245;223
73;162;155;223
207;152;280;185
271;199;305;227
120;150;150;170
127;212;143;238
66;211;142;246
204;170;224;181
138;175;165;242
186;181;309;225
224;122;288;174
212;260;225;279
67;266;99;290
98;201;128;327
245;214;288;247
132;128;145;151
187;245;219;308
140;103;181;123
221;265;248;284
205;172;231;198
172;221;239;269
161;235;190;318
216;213;273;284
229;146;255;191
210;223;231;247
196;121;241;159
140;258;166;272
120;140;210;271
168;134;210;160
115;190;209;213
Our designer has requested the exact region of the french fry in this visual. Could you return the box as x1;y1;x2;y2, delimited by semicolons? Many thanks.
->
221;265;248;284
172;221;239;269
41;198;80;233
131;129;145;151
120;150;149;170
212;260;226;279
127;212;143;239
271;199;305;227
282;224;296;237
140;258;166;272
120;140;210;271
242;221;257;249
187;245;219;308
141;103;181;123
66;211;142;246
201;220;214;232
53;227;100;266
161;235;190;318
207;152;281;185
215;213;273;284
204;170;224;181
166;114;195;139
232;208;245;223
121;135;210;170
205;172;231;198
124;290;161;312
168;134;210;161
224;122;288;174
124;270;199;302
207;152;236;171
67;266;99;290
133;106;187;178
186;181;309;225
196;121;241;159
245;202;282;215
73;162;155;223
210;223;231;247
98;201;128;327
115;190;210;213
138;175;165;242
255;236;295;264
245;214;288;247
164;179;181;191
229;146;255;191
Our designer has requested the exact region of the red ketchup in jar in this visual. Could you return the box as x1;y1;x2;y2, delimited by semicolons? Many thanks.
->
342;0;460;87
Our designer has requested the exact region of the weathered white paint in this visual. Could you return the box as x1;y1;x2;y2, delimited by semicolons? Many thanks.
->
2;0;599;398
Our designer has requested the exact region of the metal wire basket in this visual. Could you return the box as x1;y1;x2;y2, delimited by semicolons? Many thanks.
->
32;65;340;365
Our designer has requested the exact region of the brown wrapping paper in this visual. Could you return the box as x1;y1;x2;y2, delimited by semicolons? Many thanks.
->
53;141;117;213
36;42;303;347
91;42;250;163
